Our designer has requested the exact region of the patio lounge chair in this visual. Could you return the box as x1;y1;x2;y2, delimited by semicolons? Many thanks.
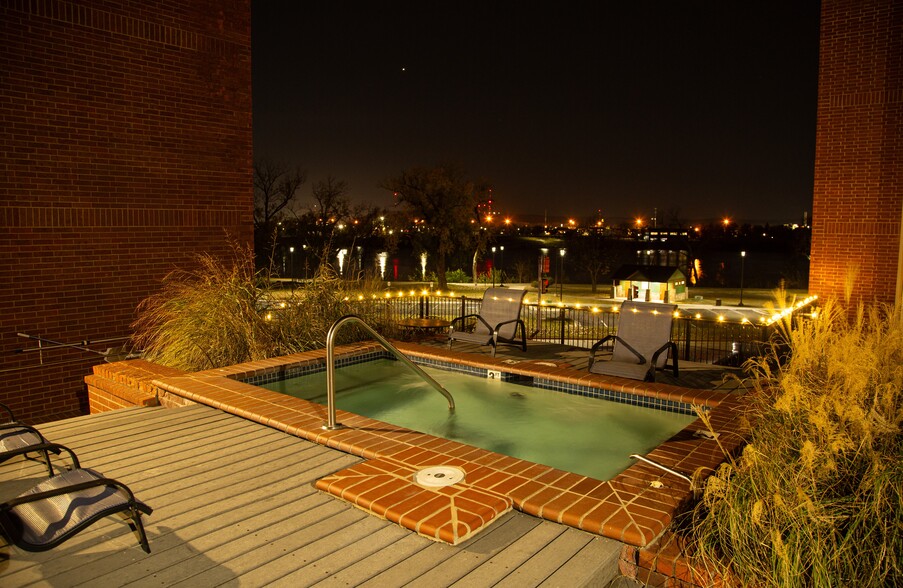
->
587;300;679;381
0;402;60;476
0;444;153;553
448;288;528;357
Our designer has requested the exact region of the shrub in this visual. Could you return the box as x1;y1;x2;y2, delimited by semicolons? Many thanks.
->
688;299;902;587
131;245;384;371
444;268;470;283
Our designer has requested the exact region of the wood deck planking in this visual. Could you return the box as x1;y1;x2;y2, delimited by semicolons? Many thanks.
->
0;405;621;587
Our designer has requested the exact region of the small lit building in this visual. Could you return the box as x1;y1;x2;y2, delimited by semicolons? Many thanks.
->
611;264;687;303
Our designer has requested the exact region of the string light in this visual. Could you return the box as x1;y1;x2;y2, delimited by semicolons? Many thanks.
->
264;290;819;327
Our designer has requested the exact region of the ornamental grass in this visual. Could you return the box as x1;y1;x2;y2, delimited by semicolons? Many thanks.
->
688;298;902;587
131;245;384;371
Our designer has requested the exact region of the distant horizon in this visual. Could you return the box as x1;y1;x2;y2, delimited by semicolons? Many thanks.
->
491;212;811;228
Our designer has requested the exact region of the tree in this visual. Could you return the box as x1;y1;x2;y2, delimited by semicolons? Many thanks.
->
253;159;307;267
381;165;478;289
309;176;350;223
571;235;621;294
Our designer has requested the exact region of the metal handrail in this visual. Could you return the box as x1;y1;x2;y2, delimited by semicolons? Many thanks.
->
629;453;692;484
323;314;455;430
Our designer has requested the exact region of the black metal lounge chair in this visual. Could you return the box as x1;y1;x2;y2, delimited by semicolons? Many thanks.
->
0;444;153;553
587;300;679;382
0;402;60;476
448;288;528;357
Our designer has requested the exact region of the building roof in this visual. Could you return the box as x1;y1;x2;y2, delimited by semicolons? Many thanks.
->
611;264;686;283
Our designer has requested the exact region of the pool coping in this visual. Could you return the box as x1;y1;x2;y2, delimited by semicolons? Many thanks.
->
151;341;747;547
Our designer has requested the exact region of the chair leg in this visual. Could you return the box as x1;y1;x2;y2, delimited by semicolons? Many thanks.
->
128;507;151;553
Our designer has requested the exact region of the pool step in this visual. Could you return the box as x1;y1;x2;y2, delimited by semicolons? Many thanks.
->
315;457;513;545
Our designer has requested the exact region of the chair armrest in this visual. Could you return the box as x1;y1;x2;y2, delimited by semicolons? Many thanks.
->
0;423;46;438
588;335;615;370
450;314;492;333
650;341;679;376
492;317;523;332
450;313;478;329
1;474;150;515
0;442;77;469
588;335;645;370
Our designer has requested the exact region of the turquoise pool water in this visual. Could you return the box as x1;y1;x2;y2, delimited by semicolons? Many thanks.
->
261;359;695;480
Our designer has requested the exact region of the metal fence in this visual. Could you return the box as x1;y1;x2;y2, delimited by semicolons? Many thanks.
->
347;293;779;365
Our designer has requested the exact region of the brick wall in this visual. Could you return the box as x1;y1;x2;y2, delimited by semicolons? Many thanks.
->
0;0;253;423
809;0;903;305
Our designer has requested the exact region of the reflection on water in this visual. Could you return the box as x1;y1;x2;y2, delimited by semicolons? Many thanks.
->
692;258;703;284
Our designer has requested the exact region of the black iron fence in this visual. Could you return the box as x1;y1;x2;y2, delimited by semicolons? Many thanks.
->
345;293;785;365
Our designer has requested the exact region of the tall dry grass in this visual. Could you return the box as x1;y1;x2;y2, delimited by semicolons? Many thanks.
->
131;245;385;371
688;299;902;587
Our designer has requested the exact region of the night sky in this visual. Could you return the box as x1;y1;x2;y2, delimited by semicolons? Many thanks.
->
252;1;821;226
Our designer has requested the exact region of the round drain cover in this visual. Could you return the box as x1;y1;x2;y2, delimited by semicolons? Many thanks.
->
414;465;465;488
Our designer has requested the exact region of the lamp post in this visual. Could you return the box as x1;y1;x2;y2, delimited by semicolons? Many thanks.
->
289;246;295;292
491;246;497;287
499;245;505;286
738;251;746;307
537;248;549;336
559;248;566;301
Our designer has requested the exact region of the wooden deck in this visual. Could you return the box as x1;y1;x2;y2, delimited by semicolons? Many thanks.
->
0;405;622;587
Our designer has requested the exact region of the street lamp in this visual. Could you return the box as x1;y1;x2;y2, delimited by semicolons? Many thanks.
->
491;246;497;287
559;248;566;301
499;245;505;286
738;251;746;307
289;246;295;291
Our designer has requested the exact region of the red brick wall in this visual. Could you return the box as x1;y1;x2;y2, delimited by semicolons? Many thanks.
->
809;0;903;306
0;0;253;423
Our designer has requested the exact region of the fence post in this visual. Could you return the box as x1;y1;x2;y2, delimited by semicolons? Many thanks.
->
419;295;425;318
559;307;566;345
683;318;692;361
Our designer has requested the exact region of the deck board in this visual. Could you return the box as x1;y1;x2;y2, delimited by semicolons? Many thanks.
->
0;405;621;587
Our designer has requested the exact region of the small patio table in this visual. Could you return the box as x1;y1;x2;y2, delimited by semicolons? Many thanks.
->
396;317;451;339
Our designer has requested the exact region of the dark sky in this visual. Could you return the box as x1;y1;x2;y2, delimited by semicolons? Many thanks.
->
252;1;821;226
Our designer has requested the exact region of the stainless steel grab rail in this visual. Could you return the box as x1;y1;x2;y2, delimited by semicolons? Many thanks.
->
323;314;455;430
629;453;692;484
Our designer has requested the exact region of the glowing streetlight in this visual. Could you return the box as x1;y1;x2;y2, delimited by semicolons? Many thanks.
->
739;251;746;307
499;245;505;286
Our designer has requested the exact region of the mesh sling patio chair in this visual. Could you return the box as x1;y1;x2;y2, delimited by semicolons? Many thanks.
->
0;402;60;476
587;300;679;382
0;443;153;553
448;288;528;357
